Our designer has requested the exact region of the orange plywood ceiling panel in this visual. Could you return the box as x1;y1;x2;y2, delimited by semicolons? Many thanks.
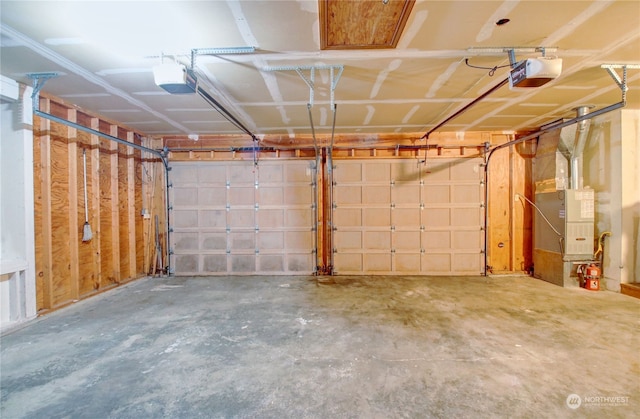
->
319;0;415;50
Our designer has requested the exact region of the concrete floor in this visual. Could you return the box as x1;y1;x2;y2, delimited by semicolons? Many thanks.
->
1;275;638;418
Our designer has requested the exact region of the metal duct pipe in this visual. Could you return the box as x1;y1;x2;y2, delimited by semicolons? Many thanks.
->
569;106;591;190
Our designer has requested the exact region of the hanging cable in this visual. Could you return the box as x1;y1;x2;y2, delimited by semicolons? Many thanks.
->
464;58;511;77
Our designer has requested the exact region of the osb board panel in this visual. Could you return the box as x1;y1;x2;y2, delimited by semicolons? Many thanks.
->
319;0;415;49
332;158;484;275
170;160;316;275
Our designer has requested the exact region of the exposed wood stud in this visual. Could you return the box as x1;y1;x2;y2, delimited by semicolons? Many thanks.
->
67;109;80;300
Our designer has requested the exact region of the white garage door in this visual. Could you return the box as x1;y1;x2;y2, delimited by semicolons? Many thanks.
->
332;158;485;275
170;160;317;275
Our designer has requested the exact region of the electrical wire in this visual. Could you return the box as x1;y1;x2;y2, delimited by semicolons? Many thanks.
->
464;58;511;77
515;193;562;237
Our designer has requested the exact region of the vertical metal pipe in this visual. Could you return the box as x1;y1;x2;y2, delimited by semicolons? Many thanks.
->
570;106;591;190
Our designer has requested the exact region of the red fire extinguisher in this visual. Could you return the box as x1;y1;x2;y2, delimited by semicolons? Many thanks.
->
584;263;601;291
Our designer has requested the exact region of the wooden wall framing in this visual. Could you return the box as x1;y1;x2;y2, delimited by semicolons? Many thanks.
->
33;95;164;312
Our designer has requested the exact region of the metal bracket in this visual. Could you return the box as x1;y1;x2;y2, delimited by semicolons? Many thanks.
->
263;64;344;108
601;64;640;104
27;72;59;111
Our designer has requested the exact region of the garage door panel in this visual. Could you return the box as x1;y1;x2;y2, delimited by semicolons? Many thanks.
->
200;210;226;228
334;253;362;272
203;255;226;272
452;230;482;249
202;233;226;250
451;208;481;226
258;209;284;228
259;165;283;182
452;253;482;272
258;187;284;205
229;232;255;249
173;232;199;251
394;231;420;249
198;187;227;206
173;210;198;229
228;209;255;228
334;163;362;182
333;158;484;275
258;232;284;249
363;208;391;226
174;188;198;206
364;163;390;182
423;231;451;248
393;184;420;204
424;185;450;204
172;165;196;183
288;254;314;272
364;231;391;249
450;160;481;180
231;255;256;272
393;208;420;227
171;160;315;275
424;164;450;181
364;253;392;271
335;186;362;204
286;163;313;182
334;208;361;226
395;254;421;271
422;253;451;272
228;165;254;183
424;208;450;226
258;255;284;272
175;254;199;273
363;185;390;203
286;209;313;226
452;185;481;204
198;165;226;183
334;231;362;249
283;186;313;205
286;231;314;249
229;187;254;205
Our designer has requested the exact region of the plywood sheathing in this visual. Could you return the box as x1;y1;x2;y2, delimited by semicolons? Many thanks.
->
319;0;416;50
33;94;162;312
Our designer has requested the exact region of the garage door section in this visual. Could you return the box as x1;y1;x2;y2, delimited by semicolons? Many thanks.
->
170;160;316;275
332;158;484;275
